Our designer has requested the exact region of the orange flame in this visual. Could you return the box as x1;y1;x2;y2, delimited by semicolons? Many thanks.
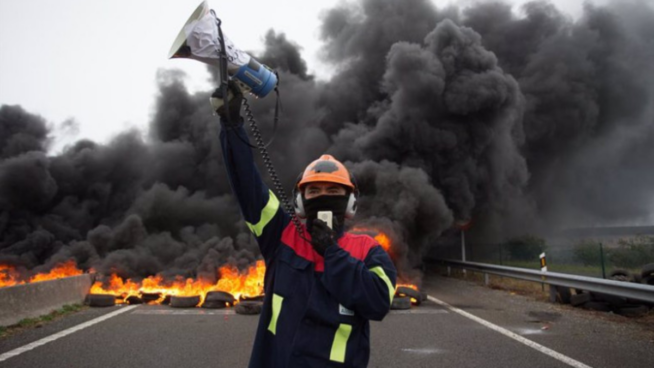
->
374;233;391;252
89;260;266;306
1;261;84;288
352;227;392;252
29;260;83;283
0;264;23;288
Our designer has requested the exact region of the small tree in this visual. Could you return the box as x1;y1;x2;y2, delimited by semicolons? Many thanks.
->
608;236;654;269
573;240;602;266
504;235;547;261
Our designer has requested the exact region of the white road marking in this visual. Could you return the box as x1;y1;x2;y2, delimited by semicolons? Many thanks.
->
427;296;593;368
401;348;444;355
131;309;235;315
390;309;449;315
0;305;138;363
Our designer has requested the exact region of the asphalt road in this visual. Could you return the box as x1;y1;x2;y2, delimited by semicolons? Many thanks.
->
1;274;652;368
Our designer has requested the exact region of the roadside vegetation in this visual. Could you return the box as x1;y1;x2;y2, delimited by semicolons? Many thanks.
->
0;304;85;338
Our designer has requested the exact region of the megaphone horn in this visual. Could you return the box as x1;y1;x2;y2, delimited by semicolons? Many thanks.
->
168;1;278;98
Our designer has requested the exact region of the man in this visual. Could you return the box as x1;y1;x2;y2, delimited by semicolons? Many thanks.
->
215;83;397;367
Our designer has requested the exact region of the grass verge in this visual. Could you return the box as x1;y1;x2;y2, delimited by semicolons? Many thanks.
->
0;304;86;339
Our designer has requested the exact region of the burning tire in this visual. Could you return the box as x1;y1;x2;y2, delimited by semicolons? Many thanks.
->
161;295;172;305
641;263;654;279
141;293;161;303
391;296;411;310
87;294;116;307
170;295;200;308
235;301;263;315
395;287;421;306
240;295;265;302
202;291;236;309
570;292;592;307
126;295;143;305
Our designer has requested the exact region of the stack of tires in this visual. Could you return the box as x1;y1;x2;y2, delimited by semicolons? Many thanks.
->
391;287;427;310
559;264;654;317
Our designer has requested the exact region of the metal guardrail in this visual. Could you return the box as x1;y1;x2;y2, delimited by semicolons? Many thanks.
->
434;259;654;304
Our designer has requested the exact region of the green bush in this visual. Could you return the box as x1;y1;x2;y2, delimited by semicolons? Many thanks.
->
573;240;602;266
608;236;654;269
503;235;547;261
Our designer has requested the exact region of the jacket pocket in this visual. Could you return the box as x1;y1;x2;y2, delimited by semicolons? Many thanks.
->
273;246;312;298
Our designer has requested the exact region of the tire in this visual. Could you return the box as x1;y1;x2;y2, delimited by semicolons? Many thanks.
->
161;295;172;305
235;301;263;315
631;273;642;284
582;301;613;312
126;295;143;305
555;286;572;304
591;292;627;307
609;269;630;278
87;294;116;308
643;275;654;286
141;293;161;303
240;295;265;302
616;305;650;317
170;295;200;308
391;296;412;310
395;287;422;306
571;292;592;307
202;291;236;309
641;263;654;279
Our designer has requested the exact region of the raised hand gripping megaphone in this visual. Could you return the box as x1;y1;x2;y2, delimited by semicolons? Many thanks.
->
168;1;278;99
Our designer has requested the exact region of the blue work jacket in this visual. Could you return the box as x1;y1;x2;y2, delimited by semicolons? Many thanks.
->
220;122;397;367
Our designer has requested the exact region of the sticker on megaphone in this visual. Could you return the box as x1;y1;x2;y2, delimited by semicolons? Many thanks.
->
168;1;277;98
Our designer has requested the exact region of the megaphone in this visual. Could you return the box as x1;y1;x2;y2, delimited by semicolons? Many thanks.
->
168;1;277;98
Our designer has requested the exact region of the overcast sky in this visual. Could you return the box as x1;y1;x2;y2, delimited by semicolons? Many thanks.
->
0;0;606;152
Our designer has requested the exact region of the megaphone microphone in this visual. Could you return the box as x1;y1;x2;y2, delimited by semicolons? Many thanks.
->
168;1;278;99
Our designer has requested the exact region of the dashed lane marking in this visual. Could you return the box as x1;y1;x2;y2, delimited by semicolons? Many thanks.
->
427;296;593;368
0;305;138;363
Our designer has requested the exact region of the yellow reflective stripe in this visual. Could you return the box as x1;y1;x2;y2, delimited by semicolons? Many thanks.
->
267;293;283;335
329;324;352;363
369;266;395;304
246;190;280;237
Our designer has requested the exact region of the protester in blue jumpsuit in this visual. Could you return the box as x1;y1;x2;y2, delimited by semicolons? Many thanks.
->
214;83;397;368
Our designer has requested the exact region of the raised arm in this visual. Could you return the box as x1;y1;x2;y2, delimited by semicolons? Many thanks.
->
216;85;289;261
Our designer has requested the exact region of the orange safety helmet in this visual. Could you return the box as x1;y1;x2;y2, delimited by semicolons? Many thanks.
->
297;155;355;190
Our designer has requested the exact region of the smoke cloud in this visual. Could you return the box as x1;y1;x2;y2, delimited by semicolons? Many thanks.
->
1;0;653;282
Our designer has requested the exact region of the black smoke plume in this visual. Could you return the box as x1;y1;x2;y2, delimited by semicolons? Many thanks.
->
1;0;653;283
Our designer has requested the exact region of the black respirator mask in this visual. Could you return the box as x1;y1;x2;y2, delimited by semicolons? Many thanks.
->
303;195;349;234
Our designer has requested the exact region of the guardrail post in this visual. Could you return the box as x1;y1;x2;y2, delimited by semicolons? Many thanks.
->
484;273;490;286
447;266;451;277
599;243;606;279
549;285;557;303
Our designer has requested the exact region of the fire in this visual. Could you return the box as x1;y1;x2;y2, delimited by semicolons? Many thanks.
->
396;283;418;291
29;260;83;283
89;260;266;306
0;264;23;288
352;227;392;252
374;233;391;252
396;283;420;304
1;261;84;288
212;260;265;300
